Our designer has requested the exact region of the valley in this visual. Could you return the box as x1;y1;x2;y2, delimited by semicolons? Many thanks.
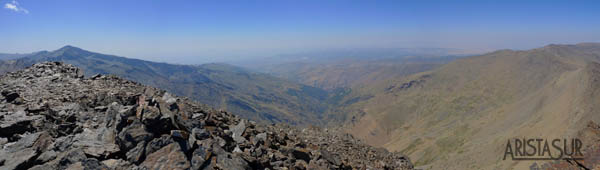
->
3;1;599;169
2;43;599;169
0;46;333;126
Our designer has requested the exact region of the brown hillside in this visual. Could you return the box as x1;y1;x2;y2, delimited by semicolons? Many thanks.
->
339;43;600;169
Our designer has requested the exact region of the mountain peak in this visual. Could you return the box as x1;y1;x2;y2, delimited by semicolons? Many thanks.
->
52;45;94;57
57;45;83;51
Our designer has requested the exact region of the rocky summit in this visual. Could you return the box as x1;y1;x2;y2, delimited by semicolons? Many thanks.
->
0;62;413;170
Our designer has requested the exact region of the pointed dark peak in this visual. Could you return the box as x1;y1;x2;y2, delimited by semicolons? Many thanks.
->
52;45;94;57
57;45;84;52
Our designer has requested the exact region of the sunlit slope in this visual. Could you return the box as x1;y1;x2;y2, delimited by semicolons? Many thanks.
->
340;43;600;169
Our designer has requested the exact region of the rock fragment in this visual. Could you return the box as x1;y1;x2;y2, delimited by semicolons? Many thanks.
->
140;143;190;170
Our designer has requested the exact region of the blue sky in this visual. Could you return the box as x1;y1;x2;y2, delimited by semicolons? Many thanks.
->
1;0;599;63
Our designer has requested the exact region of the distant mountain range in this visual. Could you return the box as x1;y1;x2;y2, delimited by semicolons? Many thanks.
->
0;53;31;60
231;47;479;70
0;46;333;125
256;56;459;91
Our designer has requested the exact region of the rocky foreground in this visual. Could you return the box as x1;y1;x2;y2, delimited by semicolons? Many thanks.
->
0;62;413;170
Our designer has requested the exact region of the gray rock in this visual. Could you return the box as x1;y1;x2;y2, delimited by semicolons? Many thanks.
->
3;132;42;152
0;147;38;170
0;137;7;146
170;130;188;139
104;102;128;131
252;132;267;146
191;146;212;170
321;150;342;166
141;105;161;126
117;122;153;151
126;141;146;164
189;128;209;146
2;91;20;103
292;148;311;163
36;150;58;164
215;136;227;147
102;159;135;170
32;148;88;170
161;93;177;105
231;120;247;144
233;146;243;153
66;158;109;170
72;128;120;158
215;153;250;170
140;143;190;170
59;149;88;169
145;135;174;156
0;110;43;138
0;131;53;169
294;159;308;170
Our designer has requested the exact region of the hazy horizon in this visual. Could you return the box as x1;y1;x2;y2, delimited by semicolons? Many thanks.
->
2;0;600;63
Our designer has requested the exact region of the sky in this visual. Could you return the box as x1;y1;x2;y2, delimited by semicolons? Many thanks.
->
1;0;600;63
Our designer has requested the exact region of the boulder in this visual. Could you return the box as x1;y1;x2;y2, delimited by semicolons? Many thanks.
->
1;91;20;103
191;146;212;170
170;130;188;139
101;159;136;170
321;150;342;166
65;158;109;170
126;141;146;164
292;148;312;163
0;147;38;170
252;132;267;146
145;135;174;156
140;143;190;170
231;120;247;144
0;110;43;138
189;128;209;147
214;153;250;170
117;122;153;151
0;132;50;170
72;128;120;158
36;150;58;164
30;148;88;170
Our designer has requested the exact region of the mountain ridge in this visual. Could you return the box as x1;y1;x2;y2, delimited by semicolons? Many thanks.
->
336;43;600;169
0;46;334;126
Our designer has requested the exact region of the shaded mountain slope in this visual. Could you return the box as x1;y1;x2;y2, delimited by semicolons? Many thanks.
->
0;53;31;60
336;43;600;169
0;46;330;125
